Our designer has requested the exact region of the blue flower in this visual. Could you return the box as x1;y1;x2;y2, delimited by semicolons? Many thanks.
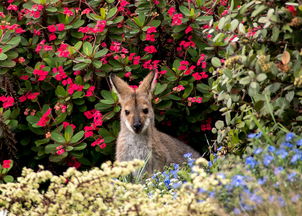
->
287;172;297;182
245;156;257;168
297;139;302;146
233;208;241;215
257;177;267;185
253;147;263;155
231;175;245;187
281;142;293;148
274;166;284;175
276;148;288;159
290;154;301;164
278;197;286;207
248;132;262;139
184;153;192;158
250;193;263;204
263;154;274;166
285;132;295;141
291;194;300;203
267;145;276;152
172;181;182;189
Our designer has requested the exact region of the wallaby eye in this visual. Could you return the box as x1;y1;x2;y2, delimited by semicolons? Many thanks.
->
125;110;130;115
143;108;149;114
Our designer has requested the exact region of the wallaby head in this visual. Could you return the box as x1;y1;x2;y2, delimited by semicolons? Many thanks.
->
109;72;157;134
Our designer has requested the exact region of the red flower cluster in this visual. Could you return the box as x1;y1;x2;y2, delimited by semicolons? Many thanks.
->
144;45;157;54
53;66;68;81
19;92;40;102
173;85;185;92
85;86;95;97
2;160;12;169
56;145;65;155
188;97;202;106
192;72;208;80
33;65;48;81
37;108;52;127
79;20;106;34
67;157;81;169
0;96;14;108
0;23;25;34
57;43;70;58
48;24;65;32
179;61;196;75
83;109;103;138
201;118;212;131
172;13;183;26
91;137;106;149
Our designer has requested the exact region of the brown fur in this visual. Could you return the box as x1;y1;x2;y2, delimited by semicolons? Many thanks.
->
110;72;200;173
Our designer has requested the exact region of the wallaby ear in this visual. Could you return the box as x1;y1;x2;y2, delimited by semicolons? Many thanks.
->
137;71;157;97
109;74;132;101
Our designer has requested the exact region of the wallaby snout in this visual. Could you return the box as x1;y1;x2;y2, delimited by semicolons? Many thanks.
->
133;117;142;133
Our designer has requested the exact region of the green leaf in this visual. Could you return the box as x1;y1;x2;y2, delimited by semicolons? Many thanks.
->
211;57;221;67
182;84;193;98
271;26;280;42
0;53;8;61
256;73;267;82
285;91;294;102
196;16;213;23
94;48;108;58
93;60;102;68
55;85;67;97
73;63;88;71
7;36;21;46
107;7;117;19
49;152;68;162
179;5;190;16
154;83;168;95
3;175;14;183
70;131;84;144
100;99;115;104
83;42;93;56
215;120;224;129
73;142;87;151
251;5;267;17
35;138;50;146
64;125;74;142
51;132;66;143
52;113;67;126
26;115;39;125
0;60;16;68
45;144;60;154
230;19;239;32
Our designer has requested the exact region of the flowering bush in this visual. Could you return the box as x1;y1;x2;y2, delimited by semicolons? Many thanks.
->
145;131;302;215
210;1;302;152
0;0;234;170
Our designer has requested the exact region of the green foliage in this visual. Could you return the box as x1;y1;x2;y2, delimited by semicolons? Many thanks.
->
210;1;302;153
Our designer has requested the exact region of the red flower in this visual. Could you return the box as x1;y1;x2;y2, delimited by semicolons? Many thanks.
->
7;4;18;11
63;7;74;16
84;130;93;138
49;33;57;41
172;13;183;26
2;160;12;169
47;25;56;33
145;34;156;42
146;26;157;34
81;8;91;15
185;26;193;34
287;5;297;16
56;148;65;155
0;96;14;108
56;23;65;31
168;7;176;17
91;137;106;148
144;45;157;54
37;108;52;127
85;86;95;97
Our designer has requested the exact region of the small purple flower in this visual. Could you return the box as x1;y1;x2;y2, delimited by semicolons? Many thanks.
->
281;142;293;148
278;196;286;207
233;208;241;215
291;194;300;203
290;154;301;164
276;148;288;159
285;132;295;141
231;175;245;187
172;181;182;189
245;156;257;168
267;145;276;152
274;166;284;175
287;172;297;182
297;139;302;146
250;193;263;204
184;153;192;158
248;132;262;139
254;147;263;155
263;154;274;166
257;177;267;185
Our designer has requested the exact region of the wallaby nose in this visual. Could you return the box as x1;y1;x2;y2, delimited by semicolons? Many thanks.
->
133;121;142;133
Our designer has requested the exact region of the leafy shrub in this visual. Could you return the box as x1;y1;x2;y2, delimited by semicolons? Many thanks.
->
0;160;219;216
0;0;234;170
0;160;14;183
210;1;302;152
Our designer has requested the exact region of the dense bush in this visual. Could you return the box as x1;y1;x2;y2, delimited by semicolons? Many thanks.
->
210;1;302;153
0;0;235;171
1;132;301;215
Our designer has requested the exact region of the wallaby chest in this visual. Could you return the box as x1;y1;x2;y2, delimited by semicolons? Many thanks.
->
119;131;151;161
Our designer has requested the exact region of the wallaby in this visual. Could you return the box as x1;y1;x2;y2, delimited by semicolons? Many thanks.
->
110;71;200;173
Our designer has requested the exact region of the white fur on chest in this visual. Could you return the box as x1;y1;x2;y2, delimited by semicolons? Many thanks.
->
120;131;151;162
